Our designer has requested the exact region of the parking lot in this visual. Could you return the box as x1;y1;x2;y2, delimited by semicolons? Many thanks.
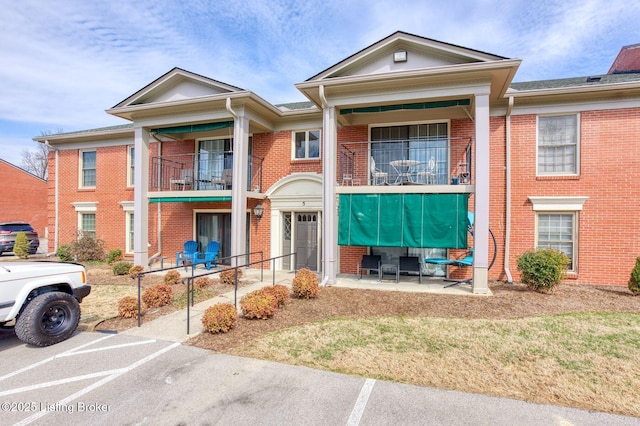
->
2;330;640;425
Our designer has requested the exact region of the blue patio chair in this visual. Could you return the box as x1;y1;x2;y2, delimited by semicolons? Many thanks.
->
176;240;198;268
196;240;220;270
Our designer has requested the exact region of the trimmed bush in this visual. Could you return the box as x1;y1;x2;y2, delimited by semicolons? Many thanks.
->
220;267;243;286
516;248;570;293
13;232;30;259
129;265;144;279
107;248;123;264
292;268;320;299
240;289;278;319
628;256;640;295
56;244;73;262
262;284;290;308
194;277;210;289
201;303;238;333
142;284;173;308
112;260;133;275
118;296;140;319
164;270;181;285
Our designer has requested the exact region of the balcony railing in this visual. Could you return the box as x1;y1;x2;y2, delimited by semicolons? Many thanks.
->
338;137;472;186
150;152;263;192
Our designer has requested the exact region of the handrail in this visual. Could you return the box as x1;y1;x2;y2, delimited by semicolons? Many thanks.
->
135;251;298;334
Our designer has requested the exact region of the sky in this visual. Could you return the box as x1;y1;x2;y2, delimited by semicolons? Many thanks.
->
1;0;640;167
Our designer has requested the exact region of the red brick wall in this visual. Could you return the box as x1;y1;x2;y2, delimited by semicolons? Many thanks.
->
0;160;47;238
508;107;640;285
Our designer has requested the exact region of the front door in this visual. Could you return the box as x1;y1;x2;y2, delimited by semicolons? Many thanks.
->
295;213;318;271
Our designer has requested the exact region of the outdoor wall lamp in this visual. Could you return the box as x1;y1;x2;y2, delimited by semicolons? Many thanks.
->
253;204;264;219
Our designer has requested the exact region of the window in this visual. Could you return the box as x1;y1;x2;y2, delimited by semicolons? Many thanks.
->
537;114;578;175
80;150;96;187
80;213;96;239
126;212;134;253
293;130;320;159
537;213;576;271
128;146;135;186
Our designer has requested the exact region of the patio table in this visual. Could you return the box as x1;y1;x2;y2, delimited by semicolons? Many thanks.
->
390;159;420;184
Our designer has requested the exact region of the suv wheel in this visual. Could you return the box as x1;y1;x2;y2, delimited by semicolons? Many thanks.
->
15;292;80;347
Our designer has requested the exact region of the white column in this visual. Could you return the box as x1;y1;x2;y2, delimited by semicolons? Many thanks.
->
133;126;150;268
473;92;490;294
231;113;249;268
322;105;337;285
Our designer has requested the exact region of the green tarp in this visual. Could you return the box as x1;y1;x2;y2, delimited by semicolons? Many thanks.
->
150;121;234;135
340;99;470;115
338;193;468;248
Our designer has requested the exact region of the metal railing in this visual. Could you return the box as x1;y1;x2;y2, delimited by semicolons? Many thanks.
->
149;152;264;192
135;251;298;334
338;137;472;186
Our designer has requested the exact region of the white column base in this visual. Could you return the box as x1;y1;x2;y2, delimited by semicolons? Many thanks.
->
472;266;489;294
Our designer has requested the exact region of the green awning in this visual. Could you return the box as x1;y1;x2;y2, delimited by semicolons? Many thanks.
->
338;193;468;248
149;196;232;203
340;99;470;115
150;121;234;135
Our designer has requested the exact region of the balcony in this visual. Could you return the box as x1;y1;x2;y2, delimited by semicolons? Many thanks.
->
338;137;472;189
149;153;263;193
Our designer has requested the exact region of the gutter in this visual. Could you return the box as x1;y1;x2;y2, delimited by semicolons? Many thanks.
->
44;140;59;256
318;85;330;287
504;96;514;283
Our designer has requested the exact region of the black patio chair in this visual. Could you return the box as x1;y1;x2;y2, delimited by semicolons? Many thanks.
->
359;254;382;280
398;256;422;283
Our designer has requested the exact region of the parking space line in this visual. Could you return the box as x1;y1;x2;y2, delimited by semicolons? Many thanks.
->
15;342;181;426
0;334;114;383
0;369;126;397
56;339;157;357
347;378;376;426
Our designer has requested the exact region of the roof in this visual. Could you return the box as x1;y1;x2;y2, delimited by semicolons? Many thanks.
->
608;43;640;74
510;72;640;91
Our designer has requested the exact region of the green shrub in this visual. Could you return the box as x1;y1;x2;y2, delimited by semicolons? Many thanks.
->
112;260;133;275
201;303;238;333
164;270;181;285
129;265;144;280
292;268;320;299
220;267;243;285
262;284;290;308
516;248;569;293
69;234;106;262
107;248;123;264
628;256;640;295
142;284;173;308
240;289;278;319
194;277;210;289
56;244;73;261
13;232;30;259
118;296;140;319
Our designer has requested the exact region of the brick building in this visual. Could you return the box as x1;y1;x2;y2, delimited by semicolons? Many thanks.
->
0;158;47;241
35;32;640;291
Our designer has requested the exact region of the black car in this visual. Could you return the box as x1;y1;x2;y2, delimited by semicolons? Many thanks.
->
0;222;40;255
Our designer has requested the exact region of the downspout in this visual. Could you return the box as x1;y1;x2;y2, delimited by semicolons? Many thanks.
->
147;133;164;263
319;85;330;287
504;96;514;283
44;140;58;256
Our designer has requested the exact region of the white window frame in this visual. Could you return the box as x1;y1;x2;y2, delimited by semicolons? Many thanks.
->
529;196;588;273
72;202;98;239
536;113;580;176
120;201;135;254
535;212;577;272
127;145;135;187
292;129;321;160
79;149;97;188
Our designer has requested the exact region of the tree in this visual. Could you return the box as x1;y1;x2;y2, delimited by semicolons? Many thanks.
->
20;129;61;180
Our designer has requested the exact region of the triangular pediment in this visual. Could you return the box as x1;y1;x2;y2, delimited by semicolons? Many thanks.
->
112;67;245;108
308;31;508;81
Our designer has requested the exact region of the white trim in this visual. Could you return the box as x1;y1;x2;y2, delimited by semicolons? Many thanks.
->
127;145;135;187
536;113;580;177
125;211;134;254
72;202;98;212
292;129;322;160
119;201;134;212
528;196;589;211
78;149;96;188
511;98;640;116
535;212;578;272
